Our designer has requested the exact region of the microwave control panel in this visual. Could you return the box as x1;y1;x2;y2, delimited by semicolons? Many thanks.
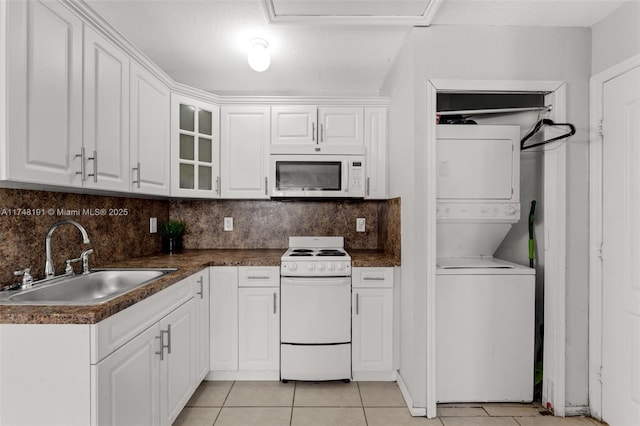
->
349;160;364;196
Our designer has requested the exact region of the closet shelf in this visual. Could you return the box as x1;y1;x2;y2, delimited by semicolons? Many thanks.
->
437;105;552;116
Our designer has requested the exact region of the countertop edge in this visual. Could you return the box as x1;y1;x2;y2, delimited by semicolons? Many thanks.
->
1;249;400;324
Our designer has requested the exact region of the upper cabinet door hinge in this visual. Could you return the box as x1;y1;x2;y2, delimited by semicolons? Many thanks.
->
598;243;604;260
598;119;604;137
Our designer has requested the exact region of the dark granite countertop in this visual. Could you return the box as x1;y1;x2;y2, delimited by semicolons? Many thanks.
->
0;249;399;324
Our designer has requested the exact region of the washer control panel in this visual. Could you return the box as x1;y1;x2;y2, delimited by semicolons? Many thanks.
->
436;202;521;221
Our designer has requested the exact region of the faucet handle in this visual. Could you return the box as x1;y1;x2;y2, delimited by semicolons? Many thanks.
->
65;258;82;275
81;248;94;275
13;268;33;288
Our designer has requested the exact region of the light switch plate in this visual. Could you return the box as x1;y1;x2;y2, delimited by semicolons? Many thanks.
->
150;217;157;233
356;218;366;232
224;217;233;231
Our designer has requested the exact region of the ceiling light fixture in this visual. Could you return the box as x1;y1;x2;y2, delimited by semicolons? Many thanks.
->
247;38;270;72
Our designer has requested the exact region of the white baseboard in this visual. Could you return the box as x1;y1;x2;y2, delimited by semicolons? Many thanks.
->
352;370;398;381
564;406;590;416
396;372;427;417
205;370;280;381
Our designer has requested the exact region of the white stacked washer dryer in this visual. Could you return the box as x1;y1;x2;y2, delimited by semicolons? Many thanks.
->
435;125;535;403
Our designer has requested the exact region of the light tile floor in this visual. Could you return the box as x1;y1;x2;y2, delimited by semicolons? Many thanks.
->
173;381;607;426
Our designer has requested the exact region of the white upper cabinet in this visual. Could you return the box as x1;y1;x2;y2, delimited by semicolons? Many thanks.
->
83;26;130;192
271;106;317;145
271;106;364;153
3;0;83;186
130;62;171;196
220;106;270;199
318;107;363;147
171;94;220;197
364;107;388;199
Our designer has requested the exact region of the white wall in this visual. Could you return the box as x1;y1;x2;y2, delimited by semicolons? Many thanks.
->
383;33;430;407
381;24;591;409
591;1;640;75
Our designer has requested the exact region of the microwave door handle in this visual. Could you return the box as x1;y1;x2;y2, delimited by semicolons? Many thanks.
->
344;161;349;192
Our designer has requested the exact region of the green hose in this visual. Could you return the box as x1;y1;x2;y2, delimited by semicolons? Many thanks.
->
528;200;536;268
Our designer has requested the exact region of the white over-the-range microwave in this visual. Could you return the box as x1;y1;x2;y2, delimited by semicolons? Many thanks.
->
269;154;365;198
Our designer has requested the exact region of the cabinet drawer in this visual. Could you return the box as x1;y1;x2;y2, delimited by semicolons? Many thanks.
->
238;266;280;287
92;277;194;363
352;267;394;288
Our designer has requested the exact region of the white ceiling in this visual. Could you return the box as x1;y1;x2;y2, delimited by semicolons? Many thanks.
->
85;0;626;96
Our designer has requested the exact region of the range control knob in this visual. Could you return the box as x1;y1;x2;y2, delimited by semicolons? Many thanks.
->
327;262;336;271
318;262;326;271
307;262;316;271
289;263;297;271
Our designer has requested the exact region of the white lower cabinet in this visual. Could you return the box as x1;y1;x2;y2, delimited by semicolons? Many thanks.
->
159;300;196;425
352;267;395;381
0;271;207;426
193;270;211;382
209;266;239;372
96;317;161;426
238;287;280;372
209;266;280;380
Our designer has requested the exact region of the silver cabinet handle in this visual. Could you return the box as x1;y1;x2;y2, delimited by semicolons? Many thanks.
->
156;324;171;359
320;123;324;142
366;177;370;196
166;324;172;354
132;162;141;188
247;276;270;280
196;276;204;299
216;176;220;195
75;147;86;181
273;292;277;314
363;276;385;281
312;122;316;142
87;150;98;183
265;177;268;196
355;293;359;315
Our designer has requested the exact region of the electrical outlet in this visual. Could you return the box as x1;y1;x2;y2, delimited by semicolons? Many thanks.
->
356;218;366;232
149;217;157;233
224;217;233;231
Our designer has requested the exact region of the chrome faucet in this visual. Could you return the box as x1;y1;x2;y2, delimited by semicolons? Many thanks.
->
44;220;91;279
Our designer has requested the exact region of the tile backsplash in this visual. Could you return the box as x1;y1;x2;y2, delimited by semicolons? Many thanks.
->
170;198;399;250
0;188;401;289
0;188;169;289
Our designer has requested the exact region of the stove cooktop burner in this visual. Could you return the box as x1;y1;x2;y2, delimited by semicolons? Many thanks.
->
292;249;314;253
316;251;346;257
290;253;313;257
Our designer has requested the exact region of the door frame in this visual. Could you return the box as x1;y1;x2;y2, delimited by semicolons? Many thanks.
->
426;79;567;418
588;54;640;421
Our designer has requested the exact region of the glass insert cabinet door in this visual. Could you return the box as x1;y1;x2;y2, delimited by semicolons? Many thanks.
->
171;95;220;197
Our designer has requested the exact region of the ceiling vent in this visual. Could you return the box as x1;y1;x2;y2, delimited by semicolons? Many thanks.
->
263;0;442;25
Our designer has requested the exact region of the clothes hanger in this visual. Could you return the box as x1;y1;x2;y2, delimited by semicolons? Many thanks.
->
520;118;576;150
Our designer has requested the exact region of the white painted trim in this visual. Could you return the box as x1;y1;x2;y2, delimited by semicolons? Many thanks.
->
217;94;389;106
0;0;7;180
429;79;564;93
352;371;397;381
262;0;442;26
205;371;280;381
425;81;438;420
565;406;590;416
397;373;428;417
542;85;567;417
588;53;640;422
425;79;567;418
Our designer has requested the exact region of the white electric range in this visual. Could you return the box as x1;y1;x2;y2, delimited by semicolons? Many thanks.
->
280;236;352;382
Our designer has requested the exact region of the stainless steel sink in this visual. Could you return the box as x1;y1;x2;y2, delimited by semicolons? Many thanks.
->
2;268;177;305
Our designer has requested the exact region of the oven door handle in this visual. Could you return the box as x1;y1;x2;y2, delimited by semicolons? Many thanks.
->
281;277;350;286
